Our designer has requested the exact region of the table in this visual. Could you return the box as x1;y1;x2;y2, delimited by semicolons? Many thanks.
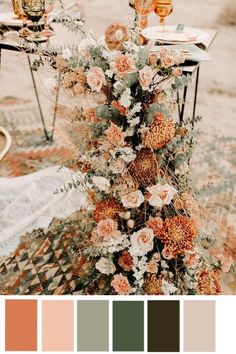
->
0;24;218;139
177;29;218;125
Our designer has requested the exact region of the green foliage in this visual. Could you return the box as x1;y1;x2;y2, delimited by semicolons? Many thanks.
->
96;105;125;126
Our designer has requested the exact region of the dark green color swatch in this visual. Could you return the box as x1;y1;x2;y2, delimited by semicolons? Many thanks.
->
113;301;144;352
148;300;180;352
77;300;109;351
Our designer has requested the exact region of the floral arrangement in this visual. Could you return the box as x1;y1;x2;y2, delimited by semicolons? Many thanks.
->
46;17;234;295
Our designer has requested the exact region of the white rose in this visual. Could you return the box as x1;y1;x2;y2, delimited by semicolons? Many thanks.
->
147;184;177;208
130;228;154;256
121;190;144;208
95;257;116;275
110;158;126;174
139;66;154;90
92;176;110;193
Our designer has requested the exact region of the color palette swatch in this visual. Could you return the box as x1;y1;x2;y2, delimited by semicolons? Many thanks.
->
0;298;220;352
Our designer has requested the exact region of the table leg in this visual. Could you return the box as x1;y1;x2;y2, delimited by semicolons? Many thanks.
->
27;54;50;142
178;84;189;125
192;66;200;129
50;74;60;142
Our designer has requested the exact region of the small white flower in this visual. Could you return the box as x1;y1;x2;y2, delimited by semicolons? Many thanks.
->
120;88;132;108
92;176;110;193
61;48;72;60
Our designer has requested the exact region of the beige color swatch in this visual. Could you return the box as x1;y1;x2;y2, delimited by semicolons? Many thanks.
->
184;300;216;352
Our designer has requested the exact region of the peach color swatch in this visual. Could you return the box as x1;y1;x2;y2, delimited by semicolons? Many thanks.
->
42;300;74;351
5;300;37;351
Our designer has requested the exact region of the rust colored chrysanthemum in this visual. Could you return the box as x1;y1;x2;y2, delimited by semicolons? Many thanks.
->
129;148;160;186
94;198;124;223
74;67;87;85
143;274;164;295
118;250;134;271
142;120;176;150
105;23;129;50
197;270;221;295
158;215;197;258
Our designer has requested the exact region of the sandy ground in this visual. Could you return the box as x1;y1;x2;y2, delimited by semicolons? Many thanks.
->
0;0;236;138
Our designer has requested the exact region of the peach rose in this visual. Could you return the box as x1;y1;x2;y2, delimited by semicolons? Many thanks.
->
110;157;126;174
114;53;136;78
87;66;106;92
111;273;132;295
146;261;158;274
131;228;154;255
149;53;159;65
172;67;182;77
147;184;177;208
152;252;161;262
96;257;116;275
97;219;121;241
121;190;144;208
162;247;174;260
139;66;154;90
163;55;174;68
105;122;126;146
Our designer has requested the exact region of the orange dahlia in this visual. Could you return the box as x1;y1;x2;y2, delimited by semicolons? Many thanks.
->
197;270;221;295
94;198;124;223
142;119;176;150
105;23;129;50
129;148;160;186
158;215;197;258
143;274;164;295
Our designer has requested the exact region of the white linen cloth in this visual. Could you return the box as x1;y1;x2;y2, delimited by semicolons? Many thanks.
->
0;166;89;257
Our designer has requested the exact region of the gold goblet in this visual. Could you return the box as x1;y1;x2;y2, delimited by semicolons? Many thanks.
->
22;0;47;42
154;0;173;26
134;0;156;29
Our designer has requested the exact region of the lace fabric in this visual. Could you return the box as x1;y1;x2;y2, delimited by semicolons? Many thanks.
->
0;166;89;257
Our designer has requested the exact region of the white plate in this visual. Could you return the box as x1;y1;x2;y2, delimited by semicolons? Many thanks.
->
0;12;45;28
142;26;209;45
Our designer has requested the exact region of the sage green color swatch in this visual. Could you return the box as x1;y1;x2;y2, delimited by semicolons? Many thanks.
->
113;301;144;352
77;300;109;351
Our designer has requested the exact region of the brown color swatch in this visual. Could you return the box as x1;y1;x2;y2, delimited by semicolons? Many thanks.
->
184;300;216;352
148;300;179;352
5;300;37;351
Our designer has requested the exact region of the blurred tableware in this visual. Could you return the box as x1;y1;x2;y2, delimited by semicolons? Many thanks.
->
22;0;47;42
154;0;173;25
134;0;156;29
11;0;25;19
42;1;54;37
142;26;209;44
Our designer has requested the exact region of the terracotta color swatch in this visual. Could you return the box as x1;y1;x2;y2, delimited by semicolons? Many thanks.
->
77;300;109;351
148;300;180;352
113;301;144;352
42;300;74;351
5;300;37;351
184;300;216;352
